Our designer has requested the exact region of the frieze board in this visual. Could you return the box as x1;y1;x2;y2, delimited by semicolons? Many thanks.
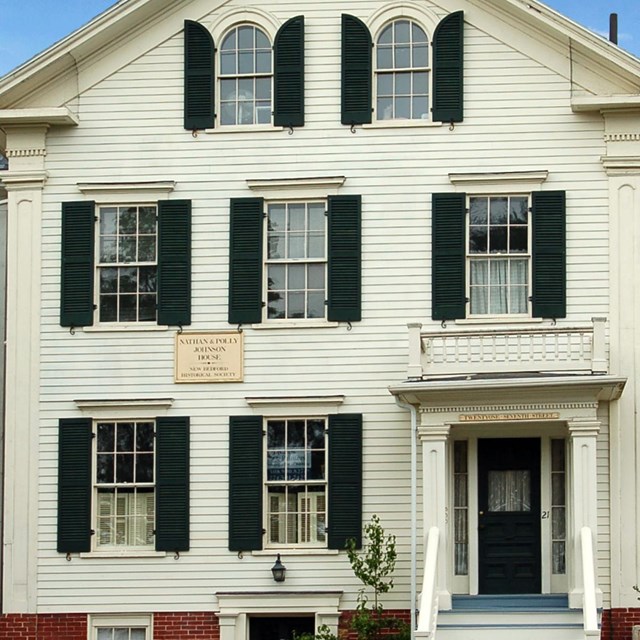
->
420;402;598;414
6;148;46;157
605;133;640;141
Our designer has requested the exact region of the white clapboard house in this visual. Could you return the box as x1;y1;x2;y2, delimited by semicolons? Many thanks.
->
1;0;640;639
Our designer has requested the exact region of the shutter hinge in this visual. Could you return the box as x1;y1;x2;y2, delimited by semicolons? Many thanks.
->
261;301;266;308
263;430;267;436
263;212;267;218
91;433;96;439
262;528;267;535
90;529;95;536
93;304;97;310
465;297;470;303
528;296;533;302
152;529;157;535
94;216;98;222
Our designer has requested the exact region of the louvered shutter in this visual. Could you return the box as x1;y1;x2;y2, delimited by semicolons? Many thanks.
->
328;195;362;322
328;413;363;549
58;418;92;553
532;191;566;319
229;416;263;551
432;11;464;123
156;417;190;552
432;192;466;320
158;200;191;326
341;14;372;125
184;20;215;130
274;16;305;128
228;198;264;325
60;201;95;327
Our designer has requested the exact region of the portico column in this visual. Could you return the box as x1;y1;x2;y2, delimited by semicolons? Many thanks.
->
567;419;600;609
418;419;451;609
1;125;48;613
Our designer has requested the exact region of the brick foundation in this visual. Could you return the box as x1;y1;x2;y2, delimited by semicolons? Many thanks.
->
0;613;221;640
601;608;640;640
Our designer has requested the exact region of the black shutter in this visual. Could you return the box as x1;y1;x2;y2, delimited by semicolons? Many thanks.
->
532;191;566;319
158;200;191;326
328;414;363;549
156;417;190;552
328;195;362;322
60;201;95;328
184;20;215;130
57;418;92;553
341;14;372;125
274;16;305;128
432;11;464;123
228;198;264;325
229;416;263;551
432;193;466;320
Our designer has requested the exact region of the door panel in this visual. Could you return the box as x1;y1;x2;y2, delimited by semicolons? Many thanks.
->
478;438;541;594
249;616;315;640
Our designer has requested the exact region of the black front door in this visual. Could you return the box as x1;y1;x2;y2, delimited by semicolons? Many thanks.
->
478;438;541;594
249;616;315;640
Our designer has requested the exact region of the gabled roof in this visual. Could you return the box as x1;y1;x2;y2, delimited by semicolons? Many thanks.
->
0;0;639;111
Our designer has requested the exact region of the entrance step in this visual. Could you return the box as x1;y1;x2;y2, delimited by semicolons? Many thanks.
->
435;595;590;640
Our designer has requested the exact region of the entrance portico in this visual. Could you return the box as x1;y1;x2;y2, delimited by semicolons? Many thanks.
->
392;374;625;611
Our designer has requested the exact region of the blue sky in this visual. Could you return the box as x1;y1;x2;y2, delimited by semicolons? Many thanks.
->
0;0;638;78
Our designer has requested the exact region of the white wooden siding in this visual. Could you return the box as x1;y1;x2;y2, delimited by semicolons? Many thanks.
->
32;0;613;613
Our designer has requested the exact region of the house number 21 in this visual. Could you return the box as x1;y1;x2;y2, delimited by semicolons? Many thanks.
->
541;511;550;519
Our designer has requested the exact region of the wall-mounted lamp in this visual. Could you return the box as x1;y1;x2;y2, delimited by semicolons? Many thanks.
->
271;554;286;582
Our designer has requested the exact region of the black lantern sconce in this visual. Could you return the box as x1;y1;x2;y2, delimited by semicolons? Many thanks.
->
271;554;286;582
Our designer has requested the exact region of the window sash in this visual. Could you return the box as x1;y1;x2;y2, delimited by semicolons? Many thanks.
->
264;418;327;547
466;194;532;317
93;420;156;549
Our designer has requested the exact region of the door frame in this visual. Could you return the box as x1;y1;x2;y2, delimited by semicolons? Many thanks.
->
449;426;569;596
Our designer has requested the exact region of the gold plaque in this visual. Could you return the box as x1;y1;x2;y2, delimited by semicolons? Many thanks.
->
175;331;243;383
458;412;560;422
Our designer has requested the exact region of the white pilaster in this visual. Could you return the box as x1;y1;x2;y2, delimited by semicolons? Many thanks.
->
1;125;48;613
418;419;451;609
567;420;600;609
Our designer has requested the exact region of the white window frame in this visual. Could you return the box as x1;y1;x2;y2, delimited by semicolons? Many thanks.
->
374;18;431;122
465;193;532;319
95;203;159;326
92;419;156;552
263;199;328;323
218;23;273;127
89;615;152;640
264;416;328;549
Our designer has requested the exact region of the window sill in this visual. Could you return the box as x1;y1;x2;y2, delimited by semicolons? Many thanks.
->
252;548;339;557
82;324;170;333
251;321;340;330
362;120;444;130
80;550;167;559
204;124;284;134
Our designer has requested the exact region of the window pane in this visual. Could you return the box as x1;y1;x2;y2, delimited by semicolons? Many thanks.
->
97;630;113;640
394;20;410;43
307;292;325;319
97;454;114;483
378;24;393;45
469;198;488;225
288;292;305;318
114;628;129;640
136;423;154;452
100;268;117;293
287;234;305;259
119;236;136;263
238;51;253;74
256;102;271;124
239;102;254;125
100;237;117;263
256;51;271;74
395;45;410;68
267;292;285;319
395;72;411;95
138;207;156;234
268;233;284;259
117;423;134;452
510;286;527;314
256;29;270;49
221;51;235;74
469;226;487;253
395;96;411;119
288;264;305;290
308;204;325;230
221;30;236;50
138;236;156;262
413;43;429;67
256;77;271;100
269;205;286;230
268;264;286;291
288;204;306;230
489;226;507;253
220;102;236;126
377;73;393;96
116;454;134;483
308;264;325;290
308;231;325;258
136;454;154;483
100;296;117;323
119;267;137;293
488;470;531;512
511;259;528;284
138;295;156;322
131;630;146;640
412;22;428;43
98;423;115;452
238;26;253;49
138;267;156;293
510;197;528;224
377;97;393;120
220;79;236;102
119;208;137;234
490;197;508;224
377;47;393;69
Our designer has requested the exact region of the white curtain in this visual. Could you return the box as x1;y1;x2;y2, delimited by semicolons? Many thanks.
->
488;470;531;512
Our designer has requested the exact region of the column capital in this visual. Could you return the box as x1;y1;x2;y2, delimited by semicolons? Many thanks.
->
1;170;48;191
568;420;601;437
417;423;451;441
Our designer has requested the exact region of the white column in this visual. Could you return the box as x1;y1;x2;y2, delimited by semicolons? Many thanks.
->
1;125;48;613
418;421;451;609
567;420;600;609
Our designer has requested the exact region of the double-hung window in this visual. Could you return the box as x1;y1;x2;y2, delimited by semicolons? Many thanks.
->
90;615;151;640
228;193;361;325
266;418;327;546
219;25;272;126
229;413;362;552
432;188;566;321
98;205;158;323
266;202;326;320
467;195;530;316
95;420;155;548
375;19;429;121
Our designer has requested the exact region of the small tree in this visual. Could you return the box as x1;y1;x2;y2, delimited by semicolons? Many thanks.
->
296;515;409;640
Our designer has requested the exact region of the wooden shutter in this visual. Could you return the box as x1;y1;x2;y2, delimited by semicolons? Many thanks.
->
228;198;264;325
156;416;190;552
532;191;566;319
432;11;464;123
60;201;95;327
432;192;466;320
57;418;92;553
158;200;191;326
184;20;215;130
341;14;372;125
328;413;363;549
274;16;305;128
328;195;362;322
229;416;263;551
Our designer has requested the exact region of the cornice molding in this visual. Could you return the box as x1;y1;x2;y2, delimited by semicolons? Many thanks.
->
420;402;598;414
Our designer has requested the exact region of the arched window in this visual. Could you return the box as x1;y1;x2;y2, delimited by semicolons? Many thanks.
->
375;19;429;120
219;25;272;126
